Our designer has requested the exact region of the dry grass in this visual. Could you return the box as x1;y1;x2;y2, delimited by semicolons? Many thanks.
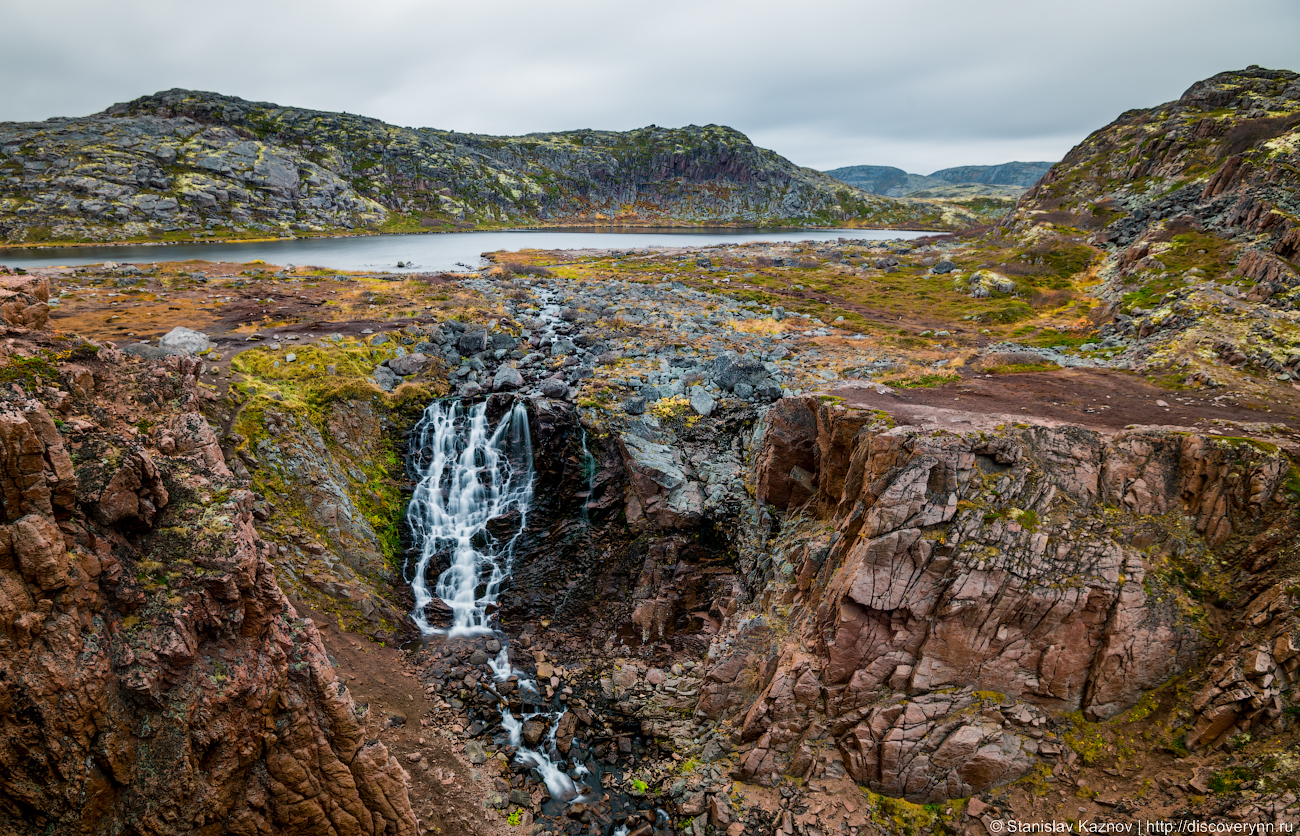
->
729;318;787;335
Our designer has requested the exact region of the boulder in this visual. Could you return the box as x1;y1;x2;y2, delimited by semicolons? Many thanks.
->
12;514;69;591
709;352;765;392
157;326;212;355
493;366;524;391
0;274;50;329
539;377;569;399
372;365;400;392
619;433;704;529
689;388;716;417
932;259;956;274
388;353;430;376
458;329;488;354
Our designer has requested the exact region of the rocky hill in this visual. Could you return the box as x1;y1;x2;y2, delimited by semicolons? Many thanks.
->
826;161;1053;195
826;161;1054;220
0;90;971;246
929;160;1054;187
1000;65;1300;390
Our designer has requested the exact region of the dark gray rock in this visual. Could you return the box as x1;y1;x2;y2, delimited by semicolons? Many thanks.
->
388;353;429;376
932;259;956;274
709;352;765;392
458;329;488;354
623;396;648;415
123;343;178;361
372;365;400;391
493;366;524;391
540;377;569;399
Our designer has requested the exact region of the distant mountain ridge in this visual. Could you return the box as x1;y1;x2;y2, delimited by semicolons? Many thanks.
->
825;161;1054;197
0;89;976;245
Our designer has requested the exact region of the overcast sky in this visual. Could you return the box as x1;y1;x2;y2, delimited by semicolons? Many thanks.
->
3;0;1298;174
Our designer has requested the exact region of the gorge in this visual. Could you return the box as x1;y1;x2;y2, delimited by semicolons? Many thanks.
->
1;64;1300;836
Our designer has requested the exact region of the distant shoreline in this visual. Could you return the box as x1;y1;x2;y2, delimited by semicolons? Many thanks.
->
0;222;946;253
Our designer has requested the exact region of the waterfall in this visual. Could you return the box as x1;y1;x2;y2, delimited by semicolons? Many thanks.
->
579;429;597;522
405;396;583;804
404;399;533;636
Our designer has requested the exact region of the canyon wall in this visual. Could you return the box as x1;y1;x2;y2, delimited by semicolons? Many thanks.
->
0;324;416;834
604;398;1300;803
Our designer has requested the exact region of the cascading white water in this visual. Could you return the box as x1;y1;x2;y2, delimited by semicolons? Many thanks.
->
405;399;533;636
405;396;582;803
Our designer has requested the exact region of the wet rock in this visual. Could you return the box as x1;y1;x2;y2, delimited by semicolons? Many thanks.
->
520;719;547;747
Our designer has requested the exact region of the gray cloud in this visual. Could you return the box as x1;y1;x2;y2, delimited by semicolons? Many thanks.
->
3;0;1298;173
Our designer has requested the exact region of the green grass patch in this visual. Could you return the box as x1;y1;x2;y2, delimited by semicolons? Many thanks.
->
985;362;1062;375
887;373;961;389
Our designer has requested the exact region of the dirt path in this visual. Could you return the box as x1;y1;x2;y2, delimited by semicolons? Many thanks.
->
301;603;505;836
832;367;1300;434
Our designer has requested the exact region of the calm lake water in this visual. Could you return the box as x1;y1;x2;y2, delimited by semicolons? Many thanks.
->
0;227;930;273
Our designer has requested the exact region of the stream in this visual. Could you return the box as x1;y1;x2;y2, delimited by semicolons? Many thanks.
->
404;398;591;807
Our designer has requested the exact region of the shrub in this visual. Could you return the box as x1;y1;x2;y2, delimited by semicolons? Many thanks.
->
502;262;554;278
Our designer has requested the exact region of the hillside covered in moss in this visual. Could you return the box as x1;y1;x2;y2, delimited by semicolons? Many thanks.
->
0;89;972;245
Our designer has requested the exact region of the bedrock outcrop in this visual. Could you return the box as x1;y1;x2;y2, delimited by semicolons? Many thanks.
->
0;332;416;834
695;398;1295;802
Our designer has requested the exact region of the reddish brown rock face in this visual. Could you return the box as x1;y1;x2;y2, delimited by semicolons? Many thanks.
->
709;398;1295;801
0;346;416;835
0;274;50;330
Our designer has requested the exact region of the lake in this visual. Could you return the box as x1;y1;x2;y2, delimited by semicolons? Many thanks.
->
0;227;931;273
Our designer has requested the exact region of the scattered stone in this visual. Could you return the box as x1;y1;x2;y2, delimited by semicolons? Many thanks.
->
372;365;400;392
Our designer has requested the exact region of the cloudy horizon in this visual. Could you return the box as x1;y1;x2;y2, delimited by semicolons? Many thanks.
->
3;0;1298;175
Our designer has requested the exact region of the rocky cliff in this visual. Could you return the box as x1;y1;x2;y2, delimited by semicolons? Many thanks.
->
0;89;970;246
702;399;1297;801
0;297;416;834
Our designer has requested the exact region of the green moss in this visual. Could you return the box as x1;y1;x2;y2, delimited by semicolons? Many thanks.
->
887;373;961;389
861;787;954;835
1062;713;1108;764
